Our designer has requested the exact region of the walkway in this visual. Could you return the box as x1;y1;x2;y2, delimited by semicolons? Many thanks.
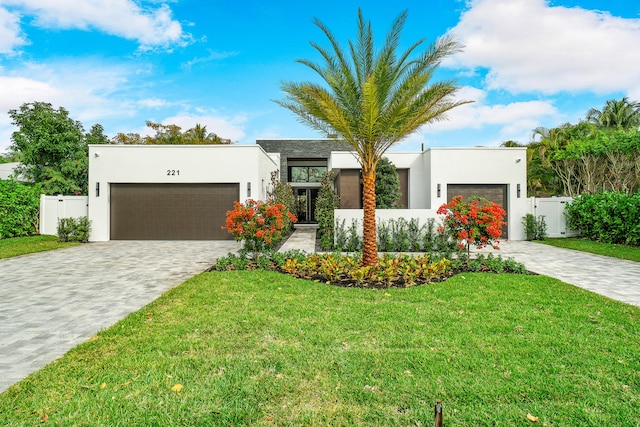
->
278;225;317;253
0;240;240;393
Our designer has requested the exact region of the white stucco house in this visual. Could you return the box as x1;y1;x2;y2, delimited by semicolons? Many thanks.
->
0;162;22;181
87;139;527;242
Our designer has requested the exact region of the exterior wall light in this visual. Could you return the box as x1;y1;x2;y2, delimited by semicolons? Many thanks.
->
437;183;441;198
247;182;251;197
95;182;100;197
517;183;521;198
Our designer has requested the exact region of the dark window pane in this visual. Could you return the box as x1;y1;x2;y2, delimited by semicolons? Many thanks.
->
290;166;309;182
308;166;327;182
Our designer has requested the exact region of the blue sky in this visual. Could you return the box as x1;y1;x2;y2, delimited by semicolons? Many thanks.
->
1;0;640;154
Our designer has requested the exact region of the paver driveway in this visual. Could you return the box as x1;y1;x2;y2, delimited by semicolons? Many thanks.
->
0;240;240;393
479;241;640;307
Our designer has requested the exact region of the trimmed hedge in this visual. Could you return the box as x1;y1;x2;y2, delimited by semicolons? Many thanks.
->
0;179;41;238
566;191;640;246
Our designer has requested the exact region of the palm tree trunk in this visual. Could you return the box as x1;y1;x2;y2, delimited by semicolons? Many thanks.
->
361;168;378;266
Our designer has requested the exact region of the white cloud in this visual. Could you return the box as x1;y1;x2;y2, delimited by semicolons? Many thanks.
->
182;49;240;70
0;59;144;151
137;97;168;108
404;85;559;146
0;76;63;111
0;0;190;52
448;0;640;95
0;7;27;54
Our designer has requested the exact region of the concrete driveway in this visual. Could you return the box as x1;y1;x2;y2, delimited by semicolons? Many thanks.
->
0;240;240;393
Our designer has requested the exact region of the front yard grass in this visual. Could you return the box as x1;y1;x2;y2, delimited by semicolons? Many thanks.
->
536;238;640;263
1;271;638;426
0;235;78;259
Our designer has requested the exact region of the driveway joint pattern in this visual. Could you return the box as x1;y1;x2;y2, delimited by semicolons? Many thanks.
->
0;240;240;393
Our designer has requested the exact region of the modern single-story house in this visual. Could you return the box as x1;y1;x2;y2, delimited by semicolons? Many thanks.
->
88;139;527;241
88;144;278;241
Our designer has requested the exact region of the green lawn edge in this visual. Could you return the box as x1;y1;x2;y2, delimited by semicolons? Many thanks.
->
535;238;640;263
1;270;638;426
0;235;79;259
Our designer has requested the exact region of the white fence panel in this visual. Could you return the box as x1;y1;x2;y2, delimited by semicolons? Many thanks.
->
528;197;579;238
39;195;89;236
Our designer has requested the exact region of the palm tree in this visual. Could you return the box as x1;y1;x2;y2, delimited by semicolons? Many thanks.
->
276;9;470;266
586;97;640;131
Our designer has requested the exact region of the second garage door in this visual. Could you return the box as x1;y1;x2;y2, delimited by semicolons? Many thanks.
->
447;184;508;239
110;183;239;240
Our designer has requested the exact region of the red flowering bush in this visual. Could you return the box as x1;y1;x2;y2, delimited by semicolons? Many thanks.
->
225;199;297;254
437;195;506;257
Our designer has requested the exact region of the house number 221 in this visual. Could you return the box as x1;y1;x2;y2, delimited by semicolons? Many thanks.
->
167;169;180;176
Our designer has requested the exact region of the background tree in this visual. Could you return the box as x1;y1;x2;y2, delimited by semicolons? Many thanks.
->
529;119;640;196
8;102;107;195
0;152;18;163
586;97;640;131
111;122;232;145
277;9;469;266
375;157;401;208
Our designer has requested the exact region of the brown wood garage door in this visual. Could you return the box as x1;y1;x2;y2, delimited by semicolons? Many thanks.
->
447;184;508;239
110;183;239;240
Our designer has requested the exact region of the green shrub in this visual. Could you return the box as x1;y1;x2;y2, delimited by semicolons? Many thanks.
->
224;199;297;255
267;171;296;232
375;157;402;208
314;171;340;250
332;216;460;257
212;250;528;288
0;179;41;238
451;253;528;274
57;216;91;242
522;213;547;241
566;191;640;245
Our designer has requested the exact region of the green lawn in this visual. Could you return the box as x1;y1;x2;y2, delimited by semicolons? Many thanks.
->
1;271;638;426
536;238;640;263
0;235;79;259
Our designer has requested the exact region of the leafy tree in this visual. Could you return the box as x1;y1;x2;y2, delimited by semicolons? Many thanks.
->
375;157;401;208
8;102;106;195
85;124;110;145
586;97;640;131
266;171;296;232
0;152;18;163
111;132;145;144
276;9;469;266
112;122;232;145
529;122;640;195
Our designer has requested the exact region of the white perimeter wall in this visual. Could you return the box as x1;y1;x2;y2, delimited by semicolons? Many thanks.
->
529;197;579;238
88;144;278;241
39;195;89;235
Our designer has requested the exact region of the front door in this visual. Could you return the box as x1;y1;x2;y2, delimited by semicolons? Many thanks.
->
294;188;319;223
